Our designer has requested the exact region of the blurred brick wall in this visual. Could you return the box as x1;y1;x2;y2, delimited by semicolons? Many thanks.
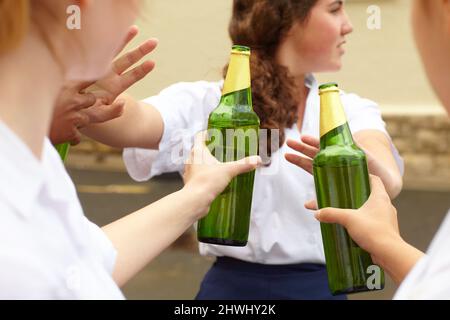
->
384;113;450;190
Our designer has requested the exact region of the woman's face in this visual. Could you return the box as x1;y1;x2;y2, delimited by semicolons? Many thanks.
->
64;0;140;80
412;0;450;114
276;0;353;76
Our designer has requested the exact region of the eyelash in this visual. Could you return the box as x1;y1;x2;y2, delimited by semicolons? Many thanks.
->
331;8;340;14
330;2;343;14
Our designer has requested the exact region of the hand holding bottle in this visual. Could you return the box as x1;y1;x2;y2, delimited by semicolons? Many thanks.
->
183;131;262;220
305;174;424;284
306;175;401;263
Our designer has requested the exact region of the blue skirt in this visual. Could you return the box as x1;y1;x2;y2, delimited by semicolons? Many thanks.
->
196;257;346;300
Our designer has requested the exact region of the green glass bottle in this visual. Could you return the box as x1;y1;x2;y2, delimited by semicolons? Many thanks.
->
55;142;70;162
313;83;385;295
197;45;260;246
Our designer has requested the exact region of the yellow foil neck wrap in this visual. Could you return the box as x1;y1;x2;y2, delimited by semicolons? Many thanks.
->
319;87;347;137
222;49;251;96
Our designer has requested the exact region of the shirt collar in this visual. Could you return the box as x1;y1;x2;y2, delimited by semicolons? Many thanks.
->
0;120;46;218
290;73;319;134
304;73;316;90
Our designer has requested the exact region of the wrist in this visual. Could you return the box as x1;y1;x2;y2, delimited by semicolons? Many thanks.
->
372;233;407;268
373;235;424;284
178;185;213;221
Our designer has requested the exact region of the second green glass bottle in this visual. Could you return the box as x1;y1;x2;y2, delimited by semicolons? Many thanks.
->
313;83;385;295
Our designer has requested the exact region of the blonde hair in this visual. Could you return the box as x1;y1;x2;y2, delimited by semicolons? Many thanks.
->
0;0;29;54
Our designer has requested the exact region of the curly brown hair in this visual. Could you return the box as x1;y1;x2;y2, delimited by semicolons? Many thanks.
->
225;0;318;155
0;0;29;54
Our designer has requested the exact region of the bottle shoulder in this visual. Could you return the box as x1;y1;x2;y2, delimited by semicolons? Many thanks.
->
209;104;260;127
313;144;366;167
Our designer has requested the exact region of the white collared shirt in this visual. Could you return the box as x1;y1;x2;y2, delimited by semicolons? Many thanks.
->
124;75;404;265
394;209;450;300
0;121;124;299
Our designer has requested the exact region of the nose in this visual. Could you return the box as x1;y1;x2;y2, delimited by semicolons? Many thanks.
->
342;11;354;36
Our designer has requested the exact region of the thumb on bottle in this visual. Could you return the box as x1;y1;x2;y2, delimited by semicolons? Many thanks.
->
315;207;352;227
224;156;262;177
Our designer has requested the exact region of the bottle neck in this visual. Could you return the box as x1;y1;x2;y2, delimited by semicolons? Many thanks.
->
319;123;355;149
220;88;252;109
220;51;252;110
319;89;354;149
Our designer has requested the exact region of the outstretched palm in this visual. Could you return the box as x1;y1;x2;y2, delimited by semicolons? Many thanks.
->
81;26;158;123
51;26;158;145
89;37;157;104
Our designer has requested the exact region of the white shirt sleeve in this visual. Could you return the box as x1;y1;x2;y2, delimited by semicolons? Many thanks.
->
0;218;121;300
83;218;118;276
0;250;58;299
341;92;404;175
394;210;450;299
123;81;222;181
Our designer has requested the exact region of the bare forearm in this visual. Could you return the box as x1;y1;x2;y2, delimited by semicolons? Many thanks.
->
102;187;207;287
369;160;403;199
355;130;403;199
375;237;425;285
81;94;164;149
